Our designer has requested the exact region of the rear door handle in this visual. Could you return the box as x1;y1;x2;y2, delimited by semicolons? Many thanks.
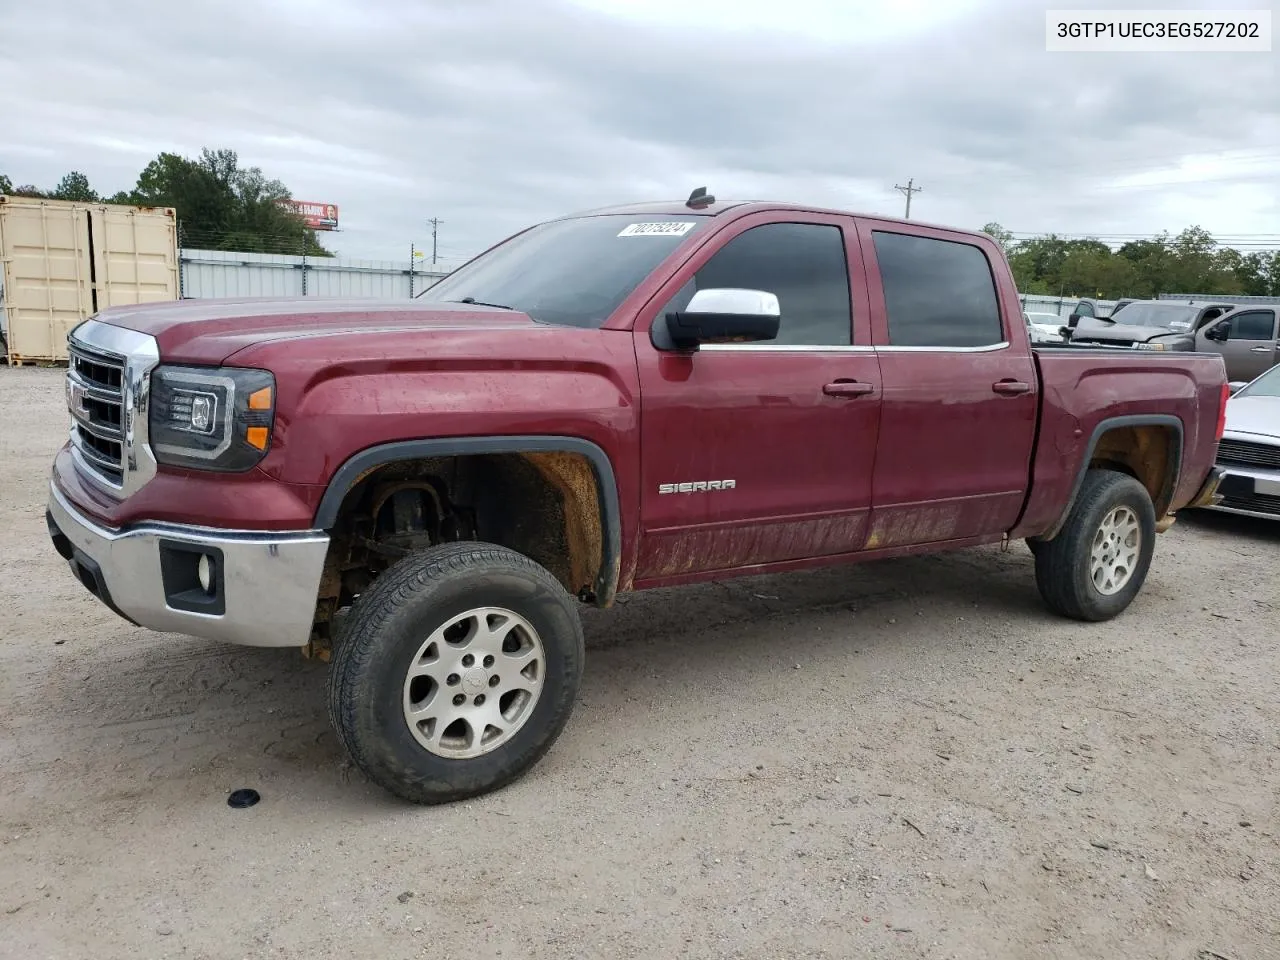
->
1250;346;1271;353
992;379;1032;395
823;380;875;398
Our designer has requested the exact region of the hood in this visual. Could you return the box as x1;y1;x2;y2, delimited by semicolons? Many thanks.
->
1070;318;1181;345
88;297;534;365
1224;394;1280;440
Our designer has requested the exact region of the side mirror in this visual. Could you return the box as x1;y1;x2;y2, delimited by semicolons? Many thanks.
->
1205;324;1229;342
665;288;780;349
1228;381;1248;395
1058;326;1071;341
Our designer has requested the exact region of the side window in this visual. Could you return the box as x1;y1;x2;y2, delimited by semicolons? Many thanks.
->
672;223;852;346
1075;300;1096;318
1226;310;1277;341
872;232;1004;348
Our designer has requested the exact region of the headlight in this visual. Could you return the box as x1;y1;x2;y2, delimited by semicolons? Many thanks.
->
1134;335;1193;352
149;365;275;471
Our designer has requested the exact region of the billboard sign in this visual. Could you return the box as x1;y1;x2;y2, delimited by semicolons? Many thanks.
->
285;200;339;231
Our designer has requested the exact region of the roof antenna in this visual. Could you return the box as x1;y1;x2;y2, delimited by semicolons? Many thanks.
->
686;186;715;209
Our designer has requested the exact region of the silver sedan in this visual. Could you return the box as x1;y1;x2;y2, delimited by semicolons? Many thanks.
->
1207;365;1280;520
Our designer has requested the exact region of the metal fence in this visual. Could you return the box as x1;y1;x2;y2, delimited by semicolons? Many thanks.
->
1017;294;1114;319
1159;292;1280;305
179;249;453;300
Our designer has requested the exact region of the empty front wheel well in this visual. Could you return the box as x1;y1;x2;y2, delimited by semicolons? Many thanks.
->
308;441;619;654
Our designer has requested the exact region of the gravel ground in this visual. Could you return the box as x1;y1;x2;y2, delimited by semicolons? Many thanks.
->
1;365;1277;960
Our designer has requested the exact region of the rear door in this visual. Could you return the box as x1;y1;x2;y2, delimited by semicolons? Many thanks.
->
1198;309;1278;381
632;213;883;581
856;220;1038;548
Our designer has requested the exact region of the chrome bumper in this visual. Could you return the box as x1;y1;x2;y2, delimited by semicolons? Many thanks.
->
1204;461;1280;520
47;482;330;647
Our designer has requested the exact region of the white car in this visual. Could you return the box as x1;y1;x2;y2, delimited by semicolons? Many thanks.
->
1024;311;1067;343
1208;365;1280;519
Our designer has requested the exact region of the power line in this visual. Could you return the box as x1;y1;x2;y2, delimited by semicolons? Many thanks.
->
893;178;921;219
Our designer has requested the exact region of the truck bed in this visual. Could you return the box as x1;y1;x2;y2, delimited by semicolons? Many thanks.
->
1012;346;1227;538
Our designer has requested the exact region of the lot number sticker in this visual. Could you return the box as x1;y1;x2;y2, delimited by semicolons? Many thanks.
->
617;222;697;237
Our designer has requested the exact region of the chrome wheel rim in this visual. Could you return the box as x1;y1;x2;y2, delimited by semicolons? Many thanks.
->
402;606;545;759
1089;505;1141;596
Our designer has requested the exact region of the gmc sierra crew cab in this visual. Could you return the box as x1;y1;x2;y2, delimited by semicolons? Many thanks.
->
47;193;1228;804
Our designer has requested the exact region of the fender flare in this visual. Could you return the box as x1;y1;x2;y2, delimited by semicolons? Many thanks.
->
1039;414;1184;541
313;436;622;605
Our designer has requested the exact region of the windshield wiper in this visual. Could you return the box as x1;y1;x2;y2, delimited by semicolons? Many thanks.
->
447;297;515;311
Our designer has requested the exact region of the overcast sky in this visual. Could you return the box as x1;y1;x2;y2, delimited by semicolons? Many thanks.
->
2;0;1276;265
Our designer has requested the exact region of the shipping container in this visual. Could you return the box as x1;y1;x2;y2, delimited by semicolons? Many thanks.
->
0;196;178;363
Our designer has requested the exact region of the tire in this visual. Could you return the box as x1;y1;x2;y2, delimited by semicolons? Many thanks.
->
1034;469;1156;622
328;542;584;804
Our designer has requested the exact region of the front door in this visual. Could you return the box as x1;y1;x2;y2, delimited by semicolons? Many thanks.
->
632;215;882;583
857;220;1038;549
1199;309;1279;382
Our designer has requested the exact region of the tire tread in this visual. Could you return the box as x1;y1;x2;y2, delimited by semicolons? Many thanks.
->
327;541;583;803
1034;469;1156;622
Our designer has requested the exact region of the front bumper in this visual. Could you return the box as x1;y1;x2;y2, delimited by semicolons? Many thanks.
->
47;481;330;647
1203;461;1280;520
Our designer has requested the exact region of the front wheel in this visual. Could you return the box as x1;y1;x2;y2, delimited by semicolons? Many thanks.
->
328;542;584;804
1034;469;1156;622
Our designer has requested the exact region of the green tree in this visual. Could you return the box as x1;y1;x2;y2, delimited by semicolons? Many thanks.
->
50;171;99;202
0;173;11;195
124;148;330;256
981;222;1015;253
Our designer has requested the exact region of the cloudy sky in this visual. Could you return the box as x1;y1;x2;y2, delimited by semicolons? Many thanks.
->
2;0;1276;265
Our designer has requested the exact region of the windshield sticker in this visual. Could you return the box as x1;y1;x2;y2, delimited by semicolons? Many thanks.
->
617;222;697;238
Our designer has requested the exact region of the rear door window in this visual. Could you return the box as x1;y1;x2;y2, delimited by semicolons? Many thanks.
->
872;232;1004;348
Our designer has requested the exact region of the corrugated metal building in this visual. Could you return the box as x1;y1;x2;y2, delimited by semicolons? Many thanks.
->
179;249;452;300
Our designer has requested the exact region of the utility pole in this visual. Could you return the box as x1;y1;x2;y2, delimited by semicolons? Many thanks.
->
429;217;441;265
893;178;921;219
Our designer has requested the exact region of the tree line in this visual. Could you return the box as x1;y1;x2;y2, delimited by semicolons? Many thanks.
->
982;222;1280;300
1;149;331;257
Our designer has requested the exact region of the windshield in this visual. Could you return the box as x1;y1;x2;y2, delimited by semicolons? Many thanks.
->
1108;302;1198;329
420;214;709;328
1026;313;1062;324
1237;364;1280;398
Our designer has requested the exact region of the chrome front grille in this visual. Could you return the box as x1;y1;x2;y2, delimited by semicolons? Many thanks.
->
1217;438;1280;470
68;342;127;486
65;320;161;497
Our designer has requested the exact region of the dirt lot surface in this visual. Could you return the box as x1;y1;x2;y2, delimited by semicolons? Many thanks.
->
1;365;1277;960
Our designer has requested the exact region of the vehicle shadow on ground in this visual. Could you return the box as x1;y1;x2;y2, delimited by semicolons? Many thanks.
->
1178;509;1280;545
49;547;1044;802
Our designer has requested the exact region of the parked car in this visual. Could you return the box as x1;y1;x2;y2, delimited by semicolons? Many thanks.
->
1205;363;1280;519
1196;304;1279;383
1069;300;1236;350
46;195;1228;804
1024;310;1068;342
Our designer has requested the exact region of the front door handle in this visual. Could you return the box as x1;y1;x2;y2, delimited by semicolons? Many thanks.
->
992;379;1032;395
823;380;875;398
1250;346;1271;353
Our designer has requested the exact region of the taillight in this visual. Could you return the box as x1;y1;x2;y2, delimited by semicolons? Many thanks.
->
1215;382;1230;442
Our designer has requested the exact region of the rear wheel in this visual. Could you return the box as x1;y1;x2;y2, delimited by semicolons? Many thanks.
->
1034;469;1156;622
328;542;584;804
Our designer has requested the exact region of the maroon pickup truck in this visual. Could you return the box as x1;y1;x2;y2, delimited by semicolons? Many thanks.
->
48;195;1228;804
